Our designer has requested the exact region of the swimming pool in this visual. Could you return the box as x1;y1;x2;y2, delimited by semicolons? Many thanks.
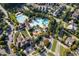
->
30;18;48;28
16;13;28;23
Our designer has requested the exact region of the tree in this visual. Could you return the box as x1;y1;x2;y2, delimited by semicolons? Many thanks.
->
1;3;25;11
48;19;58;35
10;44;15;49
1;45;7;49
57;21;64;38
71;44;77;50
43;39;50;48
76;40;79;47
75;29;79;38
9;13;19;26
13;47;17;53
0;38;2;41
36;48;41;53
35;35;43;44
2;54;7;56
63;8;72;22
0;41;4;45
17;49;26;56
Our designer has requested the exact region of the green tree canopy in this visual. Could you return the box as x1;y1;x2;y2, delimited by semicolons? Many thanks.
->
48;19;58;35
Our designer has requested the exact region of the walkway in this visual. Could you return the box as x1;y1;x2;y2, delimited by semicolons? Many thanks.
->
0;5;8;18
55;41;60;56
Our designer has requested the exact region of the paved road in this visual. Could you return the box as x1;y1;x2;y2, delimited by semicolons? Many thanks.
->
0;5;8;18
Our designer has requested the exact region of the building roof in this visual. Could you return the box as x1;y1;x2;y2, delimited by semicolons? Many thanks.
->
72;9;79;19
67;20;77;30
65;37;75;47
67;24;77;30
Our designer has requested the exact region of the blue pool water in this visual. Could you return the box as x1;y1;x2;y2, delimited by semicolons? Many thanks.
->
16;14;27;23
30;18;48;27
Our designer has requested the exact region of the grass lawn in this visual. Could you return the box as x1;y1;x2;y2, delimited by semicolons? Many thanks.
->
60;46;70;56
32;51;38;55
47;52;54;56
51;39;57;52
9;13;19;26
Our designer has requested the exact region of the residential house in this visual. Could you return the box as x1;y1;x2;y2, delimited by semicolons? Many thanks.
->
72;9;79;19
32;4;49;12
67;20;77;30
65;36;75;47
53;4;66;17
16;33;26;48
